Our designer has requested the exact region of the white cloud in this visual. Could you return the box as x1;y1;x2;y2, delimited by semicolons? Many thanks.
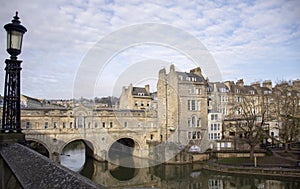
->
0;0;299;98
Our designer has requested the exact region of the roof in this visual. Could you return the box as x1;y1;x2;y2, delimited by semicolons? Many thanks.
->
176;71;205;82
208;82;230;92
244;86;257;94
132;87;150;96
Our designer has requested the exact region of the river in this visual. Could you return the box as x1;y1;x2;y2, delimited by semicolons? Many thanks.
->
61;141;300;189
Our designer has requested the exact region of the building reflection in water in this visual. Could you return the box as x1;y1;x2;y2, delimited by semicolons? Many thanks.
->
61;141;300;189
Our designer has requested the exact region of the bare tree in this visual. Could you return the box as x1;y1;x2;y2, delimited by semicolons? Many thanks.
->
227;95;266;159
273;82;300;152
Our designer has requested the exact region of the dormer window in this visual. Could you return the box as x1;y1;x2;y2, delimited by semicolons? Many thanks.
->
249;90;255;95
138;93;144;96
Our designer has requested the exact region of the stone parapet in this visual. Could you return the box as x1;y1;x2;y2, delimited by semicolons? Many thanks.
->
0;143;106;189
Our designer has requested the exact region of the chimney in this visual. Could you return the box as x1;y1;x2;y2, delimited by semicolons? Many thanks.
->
262;80;272;90
145;84;150;95
292;80;300;91
190;67;202;76
129;83;133;94
236;79;244;87
251;82;260;89
224;81;234;90
170;64;175;73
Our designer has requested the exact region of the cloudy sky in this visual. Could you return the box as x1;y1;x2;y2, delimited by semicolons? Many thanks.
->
0;0;299;99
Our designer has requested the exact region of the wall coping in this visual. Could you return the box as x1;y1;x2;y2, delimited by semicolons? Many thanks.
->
0;143;107;189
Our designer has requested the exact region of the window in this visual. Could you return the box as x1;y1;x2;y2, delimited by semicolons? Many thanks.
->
26;122;30;129
188;120;191;127
141;101;144;106
188;100;200;111
110;122;113;128
197;118;201;127
189;87;201;94
189;131;201;140
63;122;66;129
211;114;218;120
44;122;48;129
70;122;73;128
53;122;57;129
124;122;127;128
192;132;196;139
78;114;83;128
150;134;154;140
135;101;138;106
197;132;201;139
102;122;105;128
191;100;195;110
94;122;98;128
211;124;214;131
88;122;91;128
147;102;150;107
192;116;196;127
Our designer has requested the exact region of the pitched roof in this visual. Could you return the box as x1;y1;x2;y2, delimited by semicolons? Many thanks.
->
132;87;150;96
176;71;205;82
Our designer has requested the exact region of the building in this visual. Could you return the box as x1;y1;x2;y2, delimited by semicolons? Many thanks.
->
1;66;299;156
119;84;153;110
157;65;208;150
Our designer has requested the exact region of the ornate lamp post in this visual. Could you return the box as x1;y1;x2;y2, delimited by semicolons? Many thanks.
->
1;12;27;133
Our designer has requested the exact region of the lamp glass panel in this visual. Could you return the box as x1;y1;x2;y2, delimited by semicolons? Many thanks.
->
7;30;23;50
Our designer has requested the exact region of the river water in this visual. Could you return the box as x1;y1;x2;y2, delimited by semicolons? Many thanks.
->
61;141;300;189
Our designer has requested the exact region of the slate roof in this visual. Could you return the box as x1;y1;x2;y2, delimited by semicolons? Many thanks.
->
176;71;205;82
132;87;150;96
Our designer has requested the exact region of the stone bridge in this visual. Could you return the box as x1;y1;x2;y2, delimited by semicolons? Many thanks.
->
23;128;153;163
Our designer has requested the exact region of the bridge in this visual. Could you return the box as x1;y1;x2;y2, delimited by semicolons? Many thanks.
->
17;104;161;164
23;127;154;164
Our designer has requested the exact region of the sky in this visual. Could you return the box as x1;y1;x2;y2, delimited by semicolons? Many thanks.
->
0;0;299;99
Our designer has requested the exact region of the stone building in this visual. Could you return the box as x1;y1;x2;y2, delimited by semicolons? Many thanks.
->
1;66;299;160
119;84;153;110
157;65;208;150
207;78;300;151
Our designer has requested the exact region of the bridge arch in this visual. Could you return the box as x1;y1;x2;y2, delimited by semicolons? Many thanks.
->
108;137;142;163
59;138;95;158
25;138;50;158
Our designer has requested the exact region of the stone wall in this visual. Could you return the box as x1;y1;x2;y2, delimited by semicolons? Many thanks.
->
0;143;106;189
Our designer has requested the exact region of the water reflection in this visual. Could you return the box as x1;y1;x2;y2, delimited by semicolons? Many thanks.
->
60;141;85;172
62;141;300;189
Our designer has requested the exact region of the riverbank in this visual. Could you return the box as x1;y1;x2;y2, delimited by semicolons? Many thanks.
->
194;149;300;178
194;161;300;178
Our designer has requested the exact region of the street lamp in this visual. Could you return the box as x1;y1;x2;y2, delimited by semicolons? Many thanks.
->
1;12;27;133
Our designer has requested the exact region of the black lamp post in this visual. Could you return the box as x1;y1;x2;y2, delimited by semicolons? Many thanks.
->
1;12;27;133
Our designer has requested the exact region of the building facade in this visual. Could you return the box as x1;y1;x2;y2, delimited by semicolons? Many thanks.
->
1;66;299;157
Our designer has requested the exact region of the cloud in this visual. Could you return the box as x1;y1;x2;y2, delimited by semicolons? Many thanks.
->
0;0;299;99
